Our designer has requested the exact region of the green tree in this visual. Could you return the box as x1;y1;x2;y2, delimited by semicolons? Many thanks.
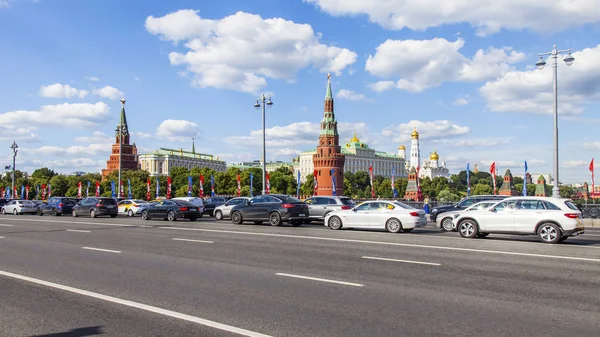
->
437;188;461;202
48;175;69;197
472;183;493;195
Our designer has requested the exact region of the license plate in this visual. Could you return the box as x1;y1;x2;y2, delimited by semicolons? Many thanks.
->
299;214;306;217
106;205;115;209
189;208;196;211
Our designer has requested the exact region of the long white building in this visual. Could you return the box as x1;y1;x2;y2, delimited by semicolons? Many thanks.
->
138;143;226;176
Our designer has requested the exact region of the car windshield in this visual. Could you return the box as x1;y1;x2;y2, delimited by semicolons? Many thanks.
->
21;200;34;205
340;198;356;205
280;196;302;203
134;200;148;204
99;198;117;205
392;201;415;209
174;200;195;207
564;201;579;211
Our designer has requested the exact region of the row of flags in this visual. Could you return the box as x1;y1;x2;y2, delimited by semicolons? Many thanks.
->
466;161;530;196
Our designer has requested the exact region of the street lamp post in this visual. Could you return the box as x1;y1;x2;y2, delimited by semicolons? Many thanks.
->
10;141;18;199
535;45;575;198
253;94;273;195
115;99;127;197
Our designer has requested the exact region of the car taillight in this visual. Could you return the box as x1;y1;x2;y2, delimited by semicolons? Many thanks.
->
133;204;139;207
409;212;419;217
341;206;352;210
95;203;101;207
58;203;64;207
281;204;295;208
564;213;580;219
179;207;188;211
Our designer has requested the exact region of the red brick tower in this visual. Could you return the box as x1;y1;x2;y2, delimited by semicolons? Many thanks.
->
102;99;139;178
313;74;345;196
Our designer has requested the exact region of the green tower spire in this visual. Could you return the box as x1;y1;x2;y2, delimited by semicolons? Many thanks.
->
119;99;129;134
320;73;338;137
192;138;196;154
325;73;333;99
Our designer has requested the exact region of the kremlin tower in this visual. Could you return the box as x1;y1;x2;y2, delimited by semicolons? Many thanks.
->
102;99;139;178
313;74;345;196
409;127;420;169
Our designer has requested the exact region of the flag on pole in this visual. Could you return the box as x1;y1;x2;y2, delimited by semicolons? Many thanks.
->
331;168;337;196
199;175;204;198
523;161;528;196
313;169;318;196
466;162;471;196
416;166;422;200
368;166;375;199
392;168;397;198
95;181;100;197
490;162;497;195
236;175;241;197
187;176;193;197
296;170;301;198
111;181;116;197
156;178;160;198
86;181;90;198
127;179;132;199
590;158;595;197
166;177;172;199
146;178;151;201
249;173;253;197
47;184;51;198
210;175;215;197
265;172;270;194
0;188;4;199
36;185;40;199
25;185;29;200
20;185;24;199
120;180;124;198
77;182;82;198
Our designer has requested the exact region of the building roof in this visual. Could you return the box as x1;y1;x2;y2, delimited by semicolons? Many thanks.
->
326;73;332;99
344;133;369;149
411;127;419;139
398;144;406;150
430;150;439;160
140;148;223;161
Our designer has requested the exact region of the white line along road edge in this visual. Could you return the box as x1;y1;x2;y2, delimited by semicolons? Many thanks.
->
81;247;122;254
275;273;364;287
0;270;271;337
0;224;14;227
66;229;91;233
362;256;441;266
0;236;4;239
172;238;214;244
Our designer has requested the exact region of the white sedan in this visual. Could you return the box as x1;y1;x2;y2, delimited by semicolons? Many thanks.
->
118;199;150;217
436;201;498;231
324;200;427;233
2;200;38;215
214;197;250;220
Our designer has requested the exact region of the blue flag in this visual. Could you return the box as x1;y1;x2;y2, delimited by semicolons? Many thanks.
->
250;173;253;197
111;181;116;198
466;162;471;196
6;186;10;198
210;175;215;197
296;170;301;198
392;168;398;198
86;181;90;197
331;168;337;196
188;176;193;197
21;185;24;199
523;161;528;196
127;179;132;199
156;178;160;198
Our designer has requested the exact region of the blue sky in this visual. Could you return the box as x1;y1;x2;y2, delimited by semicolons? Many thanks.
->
1;0;599;183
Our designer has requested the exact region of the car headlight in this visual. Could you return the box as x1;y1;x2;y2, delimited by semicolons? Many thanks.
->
432;208;438;213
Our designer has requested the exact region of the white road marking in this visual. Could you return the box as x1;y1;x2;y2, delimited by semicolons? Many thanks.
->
583;233;600;237
361;256;441;266
0;224;14;227
0;270;271;337
172;238;214;244
0;218;135;227
0;236;4;239
66;229;91;233
275;273;363;287
138;225;153;228
81;247;121;254
160;227;600;263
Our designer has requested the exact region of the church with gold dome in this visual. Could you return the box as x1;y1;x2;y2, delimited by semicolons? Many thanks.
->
399;127;450;180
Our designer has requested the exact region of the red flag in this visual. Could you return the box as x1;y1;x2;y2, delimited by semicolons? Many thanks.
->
166;177;172;199
236;175;241;197
42;184;47;200
77;182;82;198
265;172;271;194
25;185;29;200
146;178;151;201
590;158;595;196
199;175;204;198
95;181;100;197
313;169;318;196
490;162;497;195
368;166;375;199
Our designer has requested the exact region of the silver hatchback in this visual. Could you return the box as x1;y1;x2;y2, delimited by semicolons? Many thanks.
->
214;197;250;220
304;196;355;222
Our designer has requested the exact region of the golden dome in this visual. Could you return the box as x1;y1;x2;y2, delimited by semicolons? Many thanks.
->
430;150;439;160
411;127;419;139
398;144;406;150
349;132;360;143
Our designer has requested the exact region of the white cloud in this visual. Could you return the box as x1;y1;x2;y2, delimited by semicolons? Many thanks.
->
134;76;141;82
382;120;471;143
74;131;112;144
156;119;200;142
369;81;395;93
304;0;600;36
0;102;110;128
480;159;546;167
145;10;357;93
366;38;525;92
480;44;600;115
562;160;589;168
39;83;89;99
134;131;153;139
337;89;365;101
93;86;125;100
453;98;469;106
0;125;39;142
0;0;11;9
84;76;100;82
431;138;510;148
27;143;112;157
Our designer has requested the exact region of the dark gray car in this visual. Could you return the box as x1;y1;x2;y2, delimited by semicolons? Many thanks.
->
304;196;355;222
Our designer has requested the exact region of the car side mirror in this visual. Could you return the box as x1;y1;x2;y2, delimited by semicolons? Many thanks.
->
489;208;496;212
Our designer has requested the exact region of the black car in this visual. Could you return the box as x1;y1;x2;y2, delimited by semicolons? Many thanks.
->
141;199;201;221
230;194;309;226
38;197;78;216
72;197;118;218
430;195;507;222
203;197;230;216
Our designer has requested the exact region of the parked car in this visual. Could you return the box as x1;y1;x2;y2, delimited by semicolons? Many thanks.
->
141;199;201;221
430;195;506;222
455;197;584;243
0;198;10;210
172;197;205;215
2;200;38;215
38;197;78;216
436;200;499;231
203;197;230;217
214;197;250;220
230;194;309;226
72;197;118;218
117;199;150;217
304;196;355;222
325;200;427;233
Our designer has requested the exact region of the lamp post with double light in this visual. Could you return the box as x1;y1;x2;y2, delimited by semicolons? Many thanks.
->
535;45;575;198
10;141;18;198
253;94;273;195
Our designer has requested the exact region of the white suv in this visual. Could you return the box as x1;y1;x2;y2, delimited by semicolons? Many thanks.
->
455;197;584;244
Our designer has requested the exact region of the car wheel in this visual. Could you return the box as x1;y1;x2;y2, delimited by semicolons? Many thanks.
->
538;223;561;244
403;228;414;233
231;211;243;224
167;211;176;222
269;212;282;226
303;219;312;224
478;233;489;238
1;208;5;215
559;236;568;242
253;221;264;225
458;219;479;238
52;208;58;216
128;209;134;217
385;218;402;233
13;209;18;215
141;211;150;220
72;210;78;217
90;209;96;218
189;217;197;222
291;220;302;227
37;209;43;216
328;216;343;230
198;213;203;218
215;210;223;220
441;217;454;231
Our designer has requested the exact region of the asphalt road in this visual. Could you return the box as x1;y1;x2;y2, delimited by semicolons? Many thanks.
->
1;214;599;337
